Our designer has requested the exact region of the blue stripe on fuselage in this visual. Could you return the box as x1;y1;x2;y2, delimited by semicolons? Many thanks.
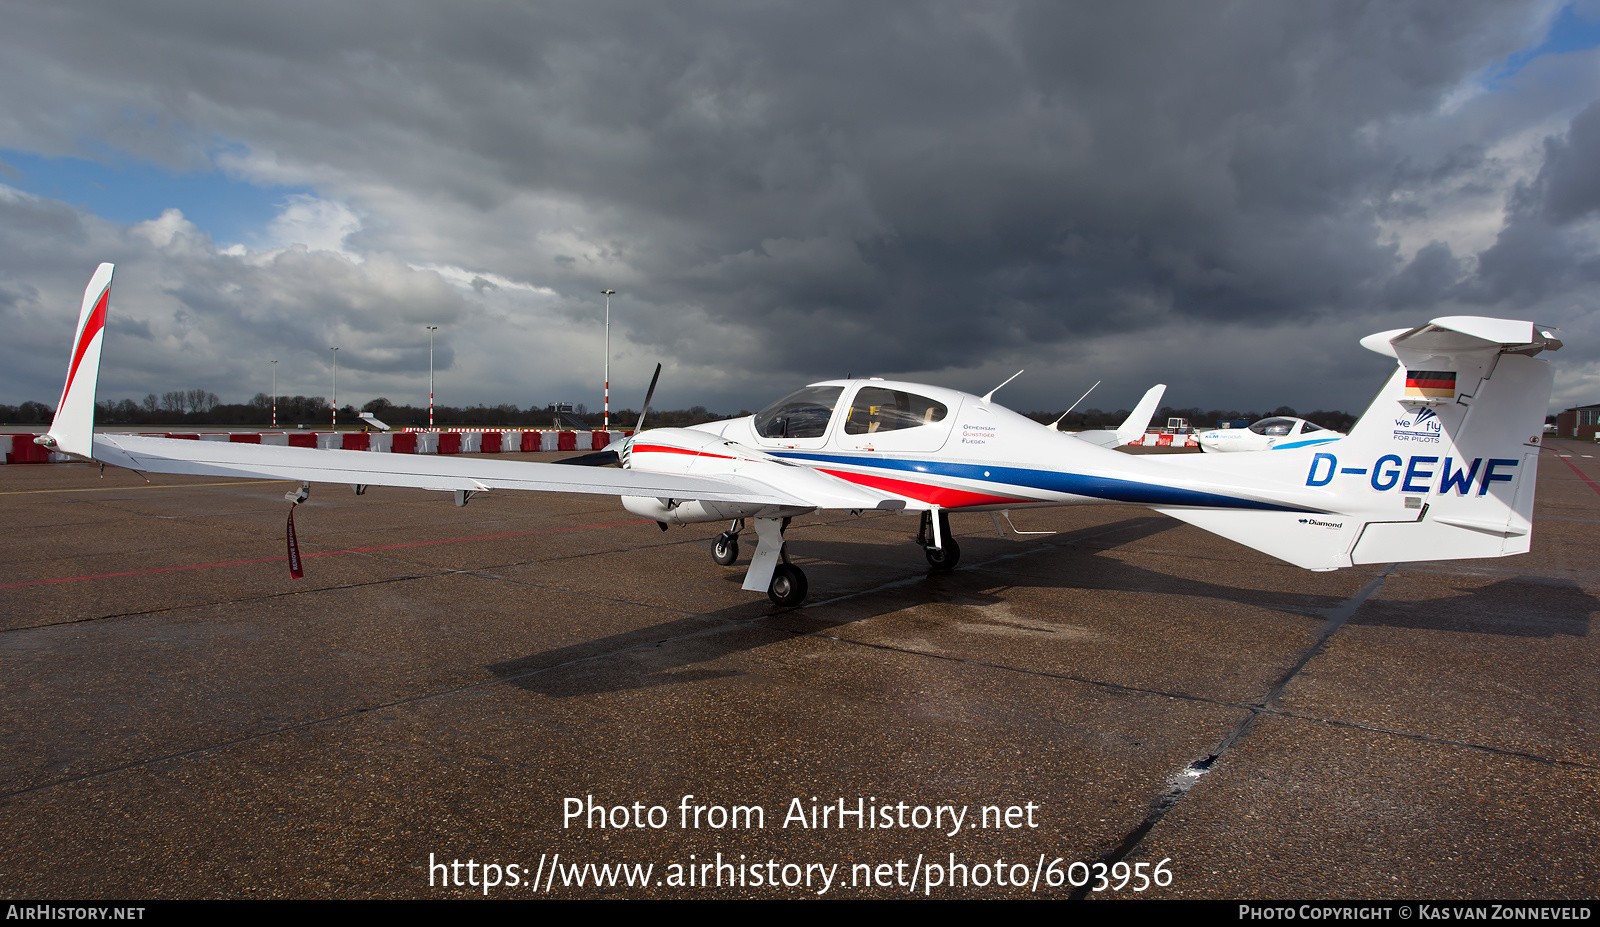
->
768;451;1316;512
1272;437;1342;451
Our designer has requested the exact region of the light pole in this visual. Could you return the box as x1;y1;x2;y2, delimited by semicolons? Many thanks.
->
601;289;615;431
427;325;438;429
330;346;339;429
270;360;277;428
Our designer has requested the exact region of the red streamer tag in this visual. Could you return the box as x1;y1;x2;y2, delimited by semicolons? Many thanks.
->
286;504;304;579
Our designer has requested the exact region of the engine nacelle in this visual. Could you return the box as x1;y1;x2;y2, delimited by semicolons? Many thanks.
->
621;495;799;526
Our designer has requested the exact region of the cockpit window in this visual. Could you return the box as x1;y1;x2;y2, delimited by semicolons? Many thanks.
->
1249;417;1295;437
753;386;843;439
843;387;948;435
1300;420;1323;433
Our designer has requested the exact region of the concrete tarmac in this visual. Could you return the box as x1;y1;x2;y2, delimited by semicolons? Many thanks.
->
0;442;1596;899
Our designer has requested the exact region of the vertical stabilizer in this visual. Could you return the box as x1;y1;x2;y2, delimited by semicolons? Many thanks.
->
1115;383;1167;446
1151;316;1557;569
42;264;114;460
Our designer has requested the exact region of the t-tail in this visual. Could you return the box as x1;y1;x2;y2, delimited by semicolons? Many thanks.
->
39;263;114;461
1149;317;1560;570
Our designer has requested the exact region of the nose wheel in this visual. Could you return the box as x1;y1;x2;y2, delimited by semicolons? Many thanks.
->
713;532;739;566
712;519;745;566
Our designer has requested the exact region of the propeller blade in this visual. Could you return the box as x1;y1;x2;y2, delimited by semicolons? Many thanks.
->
635;363;662;433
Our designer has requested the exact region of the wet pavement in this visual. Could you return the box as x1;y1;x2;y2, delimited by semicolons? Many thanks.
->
0;441;1595;899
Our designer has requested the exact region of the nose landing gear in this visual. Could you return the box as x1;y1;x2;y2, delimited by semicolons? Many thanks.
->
712;519;743;566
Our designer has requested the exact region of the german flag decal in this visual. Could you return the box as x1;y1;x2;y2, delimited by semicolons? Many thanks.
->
1404;369;1456;400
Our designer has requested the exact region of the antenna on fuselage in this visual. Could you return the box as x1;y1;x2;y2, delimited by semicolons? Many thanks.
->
982;369;1024;403
1049;380;1100;431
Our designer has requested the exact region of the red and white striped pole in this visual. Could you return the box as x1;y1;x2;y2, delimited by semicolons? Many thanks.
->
601;289;615;431
330;346;338;429
427;325;438;428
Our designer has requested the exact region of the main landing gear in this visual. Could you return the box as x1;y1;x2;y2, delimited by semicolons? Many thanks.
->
723;511;959;608
767;562;807;607
720;518;807;607
917;510;960;572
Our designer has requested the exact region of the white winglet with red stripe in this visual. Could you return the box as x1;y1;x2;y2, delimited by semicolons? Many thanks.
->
42;263;114;460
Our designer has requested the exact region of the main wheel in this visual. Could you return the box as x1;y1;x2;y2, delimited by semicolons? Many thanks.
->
925;538;961;571
712;533;739;566
767;563;808;607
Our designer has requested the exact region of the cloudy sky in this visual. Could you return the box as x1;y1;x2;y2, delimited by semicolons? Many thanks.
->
3;1;1599;419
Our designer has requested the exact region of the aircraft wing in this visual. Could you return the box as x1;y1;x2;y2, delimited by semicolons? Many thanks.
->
40;264;906;513
90;433;814;506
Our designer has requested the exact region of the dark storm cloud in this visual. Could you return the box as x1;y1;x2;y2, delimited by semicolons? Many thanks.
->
1468;98;1600;304
1;1;1595;414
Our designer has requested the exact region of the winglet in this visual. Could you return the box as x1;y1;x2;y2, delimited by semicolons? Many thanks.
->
1115;383;1167;446
42;264;114;460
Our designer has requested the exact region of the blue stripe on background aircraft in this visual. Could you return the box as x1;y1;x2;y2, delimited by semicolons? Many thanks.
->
39;264;1561;606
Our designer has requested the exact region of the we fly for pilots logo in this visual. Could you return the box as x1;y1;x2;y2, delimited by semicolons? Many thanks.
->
1393;406;1443;444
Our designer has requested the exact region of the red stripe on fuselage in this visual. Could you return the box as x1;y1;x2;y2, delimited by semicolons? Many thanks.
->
57;286;109;410
817;467;1026;508
631;443;735;460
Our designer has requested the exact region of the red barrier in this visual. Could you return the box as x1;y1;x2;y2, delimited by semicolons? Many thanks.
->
229;434;262;443
288;434;317;448
165;433;200;440
1155;434;1173;447
481;432;503;453
392;433;417;454
557;431;577;451
521;431;540;452
341;433;369;451
591;431;610;450
7;434;50;464
438;432;462;454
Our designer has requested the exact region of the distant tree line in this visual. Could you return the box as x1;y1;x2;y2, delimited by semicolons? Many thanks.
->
3;394;1356;433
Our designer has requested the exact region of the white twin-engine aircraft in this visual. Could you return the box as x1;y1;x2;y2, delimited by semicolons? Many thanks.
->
41;264;1560;606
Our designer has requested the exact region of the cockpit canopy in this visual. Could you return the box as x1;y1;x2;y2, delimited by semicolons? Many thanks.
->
842;386;948;435
753;386;843;439
750;381;955;448
1248;417;1320;437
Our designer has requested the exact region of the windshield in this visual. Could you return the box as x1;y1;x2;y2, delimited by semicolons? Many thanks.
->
1249;417;1296;437
753;386;843;439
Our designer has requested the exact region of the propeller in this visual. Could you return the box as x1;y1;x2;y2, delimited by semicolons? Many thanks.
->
635;362;661;433
556;362;662;467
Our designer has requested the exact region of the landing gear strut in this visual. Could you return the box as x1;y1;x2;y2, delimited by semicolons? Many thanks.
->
918;510;960;572
739;516;808;607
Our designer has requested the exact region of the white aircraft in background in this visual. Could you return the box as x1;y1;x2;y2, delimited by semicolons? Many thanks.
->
1197;416;1346;453
40;264;1560;606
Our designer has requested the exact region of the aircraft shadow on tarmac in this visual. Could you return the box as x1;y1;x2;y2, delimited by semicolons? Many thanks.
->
486;516;1594;698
